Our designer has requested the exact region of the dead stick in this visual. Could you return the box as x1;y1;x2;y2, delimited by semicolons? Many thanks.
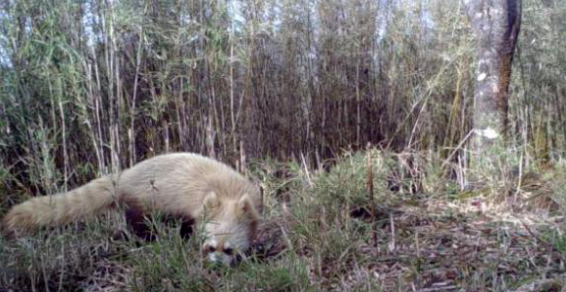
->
367;146;377;247
520;219;566;263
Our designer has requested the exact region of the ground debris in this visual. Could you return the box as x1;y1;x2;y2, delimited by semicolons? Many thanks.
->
330;198;565;291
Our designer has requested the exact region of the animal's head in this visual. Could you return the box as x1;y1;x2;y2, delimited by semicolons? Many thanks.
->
200;191;260;265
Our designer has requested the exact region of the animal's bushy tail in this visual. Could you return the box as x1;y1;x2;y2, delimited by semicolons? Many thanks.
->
2;176;119;236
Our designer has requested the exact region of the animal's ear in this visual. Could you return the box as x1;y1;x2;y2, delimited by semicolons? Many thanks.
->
237;194;260;220
203;192;220;211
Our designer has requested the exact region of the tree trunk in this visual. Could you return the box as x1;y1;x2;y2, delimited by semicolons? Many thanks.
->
466;0;521;164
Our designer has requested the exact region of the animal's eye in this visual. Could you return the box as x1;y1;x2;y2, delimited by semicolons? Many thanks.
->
204;245;216;253
223;247;234;255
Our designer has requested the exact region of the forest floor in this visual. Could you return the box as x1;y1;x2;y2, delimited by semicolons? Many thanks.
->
1;150;565;292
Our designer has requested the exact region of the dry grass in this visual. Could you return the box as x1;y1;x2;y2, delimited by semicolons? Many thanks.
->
1;150;565;291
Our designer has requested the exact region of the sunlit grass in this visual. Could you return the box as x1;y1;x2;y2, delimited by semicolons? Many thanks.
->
2;151;563;291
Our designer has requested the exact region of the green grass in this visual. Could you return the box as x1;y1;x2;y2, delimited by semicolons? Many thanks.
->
1;150;565;291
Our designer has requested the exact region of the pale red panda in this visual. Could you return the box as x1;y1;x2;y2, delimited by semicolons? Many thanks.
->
2;153;261;265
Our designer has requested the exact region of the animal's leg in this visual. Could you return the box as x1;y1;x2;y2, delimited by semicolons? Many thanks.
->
124;206;156;241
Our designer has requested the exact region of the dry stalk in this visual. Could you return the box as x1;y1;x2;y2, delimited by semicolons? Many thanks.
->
520;219;566;263
367;148;377;247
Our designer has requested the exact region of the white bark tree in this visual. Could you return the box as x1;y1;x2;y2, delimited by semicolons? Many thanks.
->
466;0;521;164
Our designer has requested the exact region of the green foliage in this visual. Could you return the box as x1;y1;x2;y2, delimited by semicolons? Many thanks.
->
0;0;565;290
1;152;565;291
1;0;565;191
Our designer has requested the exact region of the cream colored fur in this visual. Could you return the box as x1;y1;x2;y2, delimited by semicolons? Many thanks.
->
2;153;261;264
2;176;117;234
